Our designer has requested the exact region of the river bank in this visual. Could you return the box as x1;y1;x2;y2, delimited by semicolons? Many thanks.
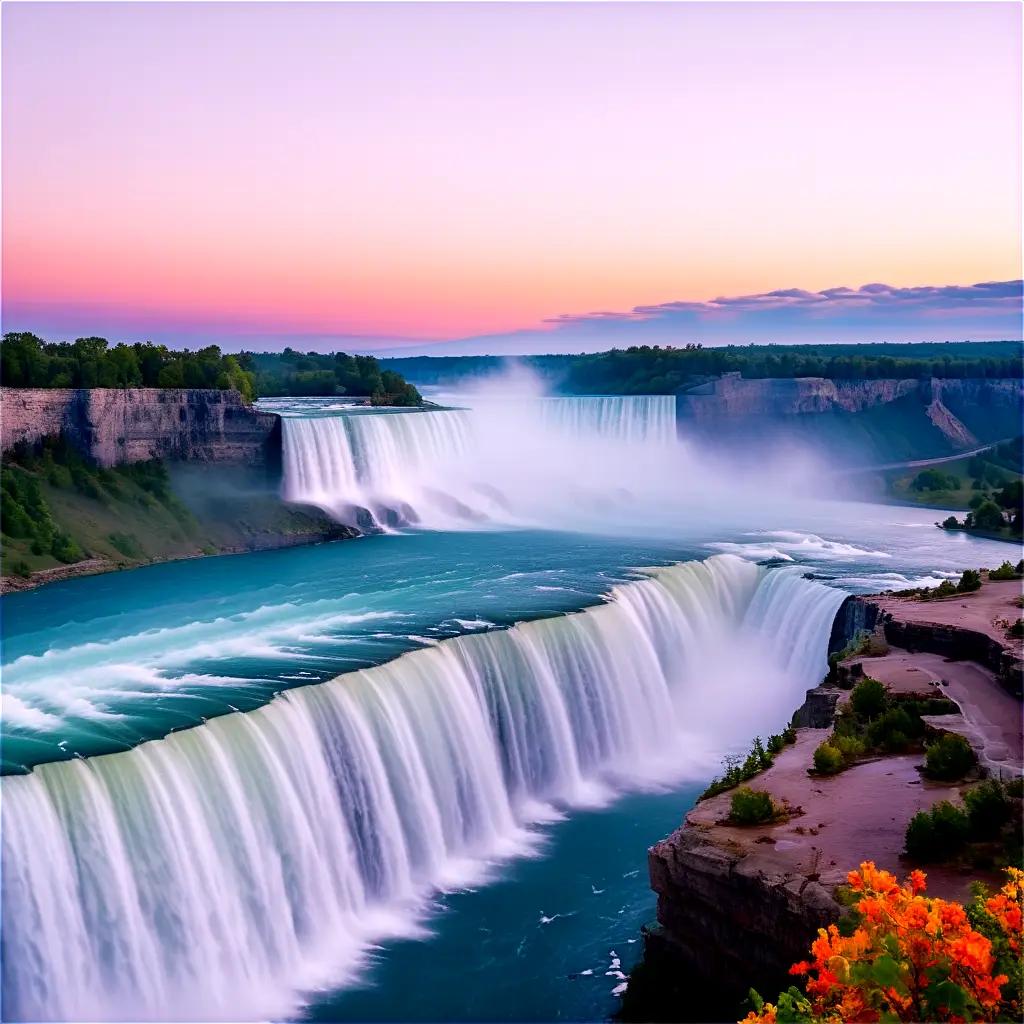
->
623;571;1024;1022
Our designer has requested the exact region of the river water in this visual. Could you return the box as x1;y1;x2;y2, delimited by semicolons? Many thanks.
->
0;393;1014;1022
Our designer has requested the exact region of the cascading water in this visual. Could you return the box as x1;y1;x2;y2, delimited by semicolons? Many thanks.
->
279;395;680;530
0;555;846;1022
282;410;474;528
537;395;676;445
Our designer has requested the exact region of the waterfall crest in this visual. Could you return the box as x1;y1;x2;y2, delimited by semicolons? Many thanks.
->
280;396;678;530
0;556;845;1022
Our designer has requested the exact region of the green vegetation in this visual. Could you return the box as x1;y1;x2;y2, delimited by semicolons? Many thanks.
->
905;801;971;862
812;742;845;775
728;787;778;826
910;468;959;492
1;437;350;582
2;332;256;402
923;733;977;781
901;566;1006;601
905;779;1022;866
383;340;1023;395
1;436;196;577
887;441;1022;516
811;677;960;774
239;349;421;404
989;559;1024;581
699;728;796;800
1;332;422;406
850;677;887;718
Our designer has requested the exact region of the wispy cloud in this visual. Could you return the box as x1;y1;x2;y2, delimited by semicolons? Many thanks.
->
384;279;1023;356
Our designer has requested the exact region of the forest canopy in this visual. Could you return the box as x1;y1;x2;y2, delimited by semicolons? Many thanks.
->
383;340;1023;395
0;334;421;406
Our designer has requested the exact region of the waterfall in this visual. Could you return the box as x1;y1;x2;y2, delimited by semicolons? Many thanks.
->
0;556;845;1022
538;395;676;445
280;396;678;530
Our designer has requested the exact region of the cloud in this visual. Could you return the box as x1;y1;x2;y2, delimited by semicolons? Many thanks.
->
376;278;1022;356
549;279;1023;325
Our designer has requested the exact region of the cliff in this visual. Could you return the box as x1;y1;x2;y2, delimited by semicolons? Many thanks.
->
0;387;279;467
675;376;1023;462
625;578;1023;1021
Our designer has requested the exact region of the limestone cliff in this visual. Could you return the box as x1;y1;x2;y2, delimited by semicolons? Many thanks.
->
676;375;1022;461
0;388;279;467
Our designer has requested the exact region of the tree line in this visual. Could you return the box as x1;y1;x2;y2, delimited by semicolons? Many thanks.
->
383;340;1022;396
0;333;421;406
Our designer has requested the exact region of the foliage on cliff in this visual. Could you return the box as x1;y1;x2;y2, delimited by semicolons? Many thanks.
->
238;349;421;404
812;678;959;775
1;333;422;406
1;435;194;576
743;862;1023;1024
2;332;257;401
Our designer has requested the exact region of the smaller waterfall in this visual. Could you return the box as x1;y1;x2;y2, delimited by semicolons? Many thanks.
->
539;395;676;445
280;396;679;531
282;410;474;529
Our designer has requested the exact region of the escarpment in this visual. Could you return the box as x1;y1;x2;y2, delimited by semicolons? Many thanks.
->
0;387;280;468
624;579;1023;1022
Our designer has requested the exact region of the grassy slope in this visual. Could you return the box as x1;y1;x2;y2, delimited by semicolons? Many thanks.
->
884;452;1022;511
2;460;350;583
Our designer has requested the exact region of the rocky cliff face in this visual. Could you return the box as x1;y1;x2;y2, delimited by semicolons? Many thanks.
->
676;376;1022;455
1;388;279;467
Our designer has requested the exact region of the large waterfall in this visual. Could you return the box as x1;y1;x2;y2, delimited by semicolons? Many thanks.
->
280;396;679;530
1;556;845;1022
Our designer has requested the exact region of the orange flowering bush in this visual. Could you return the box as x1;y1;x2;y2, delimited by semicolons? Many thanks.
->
743;863;1023;1023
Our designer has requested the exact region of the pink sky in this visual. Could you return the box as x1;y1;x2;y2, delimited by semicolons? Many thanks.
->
2;2;1021;351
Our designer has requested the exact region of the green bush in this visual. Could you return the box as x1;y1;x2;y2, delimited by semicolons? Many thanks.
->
905;801;970;862
964;780;1013;839
956;568;982;593
729;787;776;825
831;734;866;762
970;502;1006;532
813;743;845;775
989;560;1021;581
924;733;977;781
50;532;83;564
850;677;887;719
865;706;922;753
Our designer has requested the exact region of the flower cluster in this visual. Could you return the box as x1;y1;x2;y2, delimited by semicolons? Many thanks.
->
743;863;1023;1023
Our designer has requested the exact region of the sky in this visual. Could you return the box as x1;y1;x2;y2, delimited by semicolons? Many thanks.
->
2;1;1022;355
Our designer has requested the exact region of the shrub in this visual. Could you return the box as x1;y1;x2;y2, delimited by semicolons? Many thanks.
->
911;469;959;492
744;863;1024;1023
1009;620;1024;640
989;560;1021;581
964;780;1013;840
830;734;866;763
865;706;922;753
956;568;982;592
905;800;970;861
729;787;776;825
50;532;83;564
941;515;961;530
813;743;845;775
850;677;887;719
971;501;1006;532
924;733;977;781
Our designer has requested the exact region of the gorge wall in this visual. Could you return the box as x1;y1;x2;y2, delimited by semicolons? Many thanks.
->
675;376;1023;462
0;387;280;467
